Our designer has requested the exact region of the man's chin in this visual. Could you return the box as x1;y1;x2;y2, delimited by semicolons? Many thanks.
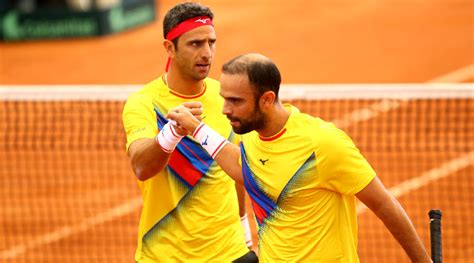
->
231;125;253;135
191;71;210;81
230;124;241;134
232;129;244;135
195;67;210;77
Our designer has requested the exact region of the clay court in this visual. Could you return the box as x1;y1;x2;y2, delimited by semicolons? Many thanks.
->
1;0;473;262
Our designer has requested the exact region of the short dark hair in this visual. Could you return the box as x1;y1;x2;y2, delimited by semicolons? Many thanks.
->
222;54;281;99
163;3;214;48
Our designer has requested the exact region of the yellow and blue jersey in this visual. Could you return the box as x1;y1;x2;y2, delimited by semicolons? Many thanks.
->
240;105;376;262
123;76;248;262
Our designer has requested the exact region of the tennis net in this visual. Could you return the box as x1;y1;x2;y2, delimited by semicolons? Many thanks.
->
1;84;473;262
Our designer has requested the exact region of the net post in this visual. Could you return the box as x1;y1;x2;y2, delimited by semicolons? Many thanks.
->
429;209;442;263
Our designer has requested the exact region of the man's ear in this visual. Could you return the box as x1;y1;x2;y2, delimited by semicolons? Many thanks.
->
163;39;176;58
259;91;276;110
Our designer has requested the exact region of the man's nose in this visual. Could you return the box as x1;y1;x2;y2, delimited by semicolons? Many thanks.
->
222;101;231;116
201;42;212;59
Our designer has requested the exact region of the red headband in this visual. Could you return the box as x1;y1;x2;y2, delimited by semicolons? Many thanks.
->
165;16;214;71
166;16;213;40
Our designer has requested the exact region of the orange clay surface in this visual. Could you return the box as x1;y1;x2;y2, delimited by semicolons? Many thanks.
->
0;0;472;262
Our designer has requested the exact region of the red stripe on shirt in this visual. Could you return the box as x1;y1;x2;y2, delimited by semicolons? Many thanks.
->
168;151;203;187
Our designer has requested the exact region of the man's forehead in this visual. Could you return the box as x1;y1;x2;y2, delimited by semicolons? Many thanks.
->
220;74;253;93
180;25;216;40
221;73;248;84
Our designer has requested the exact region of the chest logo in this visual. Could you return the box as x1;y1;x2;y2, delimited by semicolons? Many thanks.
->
259;158;269;165
195;18;211;24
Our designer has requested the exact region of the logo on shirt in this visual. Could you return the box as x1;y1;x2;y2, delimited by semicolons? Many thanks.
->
202;135;209;146
195;18;210;24
259;158;269;165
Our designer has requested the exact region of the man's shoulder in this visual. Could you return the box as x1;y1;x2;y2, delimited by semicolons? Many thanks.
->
288;109;324;131
142;77;164;94
287;111;347;148
300;116;340;139
126;77;163;101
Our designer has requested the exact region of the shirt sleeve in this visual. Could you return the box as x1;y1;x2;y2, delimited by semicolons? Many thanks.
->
122;93;158;151
315;122;376;195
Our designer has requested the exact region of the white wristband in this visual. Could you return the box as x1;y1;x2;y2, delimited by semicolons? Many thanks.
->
192;123;228;158
240;214;253;247
155;122;184;153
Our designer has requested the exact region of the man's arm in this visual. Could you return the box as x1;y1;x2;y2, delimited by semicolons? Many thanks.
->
214;143;244;185
167;106;244;184
128;138;173;181
236;180;247;217
127;102;203;181
356;177;431;262
236;184;253;248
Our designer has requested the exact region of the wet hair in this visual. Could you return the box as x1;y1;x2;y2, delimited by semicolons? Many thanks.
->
222;54;281;100
163;2;214;48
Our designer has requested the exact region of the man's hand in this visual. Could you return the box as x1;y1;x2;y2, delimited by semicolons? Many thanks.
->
356;177;431;262
169;101;203;136
167;102;202;135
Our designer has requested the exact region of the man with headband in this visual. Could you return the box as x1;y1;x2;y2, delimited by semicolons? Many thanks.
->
122;3;257;262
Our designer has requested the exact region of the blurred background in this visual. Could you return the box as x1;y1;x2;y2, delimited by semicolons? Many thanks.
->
0;0;473;262
1;0;472;84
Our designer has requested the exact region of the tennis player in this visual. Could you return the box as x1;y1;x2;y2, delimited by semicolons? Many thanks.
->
122;3;256;262
167;53;431;262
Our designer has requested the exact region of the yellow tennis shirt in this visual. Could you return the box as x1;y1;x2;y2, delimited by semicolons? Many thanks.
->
123;76;248;262
240;105;376;262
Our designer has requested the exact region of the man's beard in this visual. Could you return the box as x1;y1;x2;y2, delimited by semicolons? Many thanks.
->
230;106;266;135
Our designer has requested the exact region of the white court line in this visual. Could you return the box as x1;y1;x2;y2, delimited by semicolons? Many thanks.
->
427;64;474;83
332;99;408;128
0;197;142;259
324;65;474;129
1;65;472;258
356;151;474;215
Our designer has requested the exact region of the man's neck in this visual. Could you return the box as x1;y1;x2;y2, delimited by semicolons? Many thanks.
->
165;71;205;96
257;102;290;138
